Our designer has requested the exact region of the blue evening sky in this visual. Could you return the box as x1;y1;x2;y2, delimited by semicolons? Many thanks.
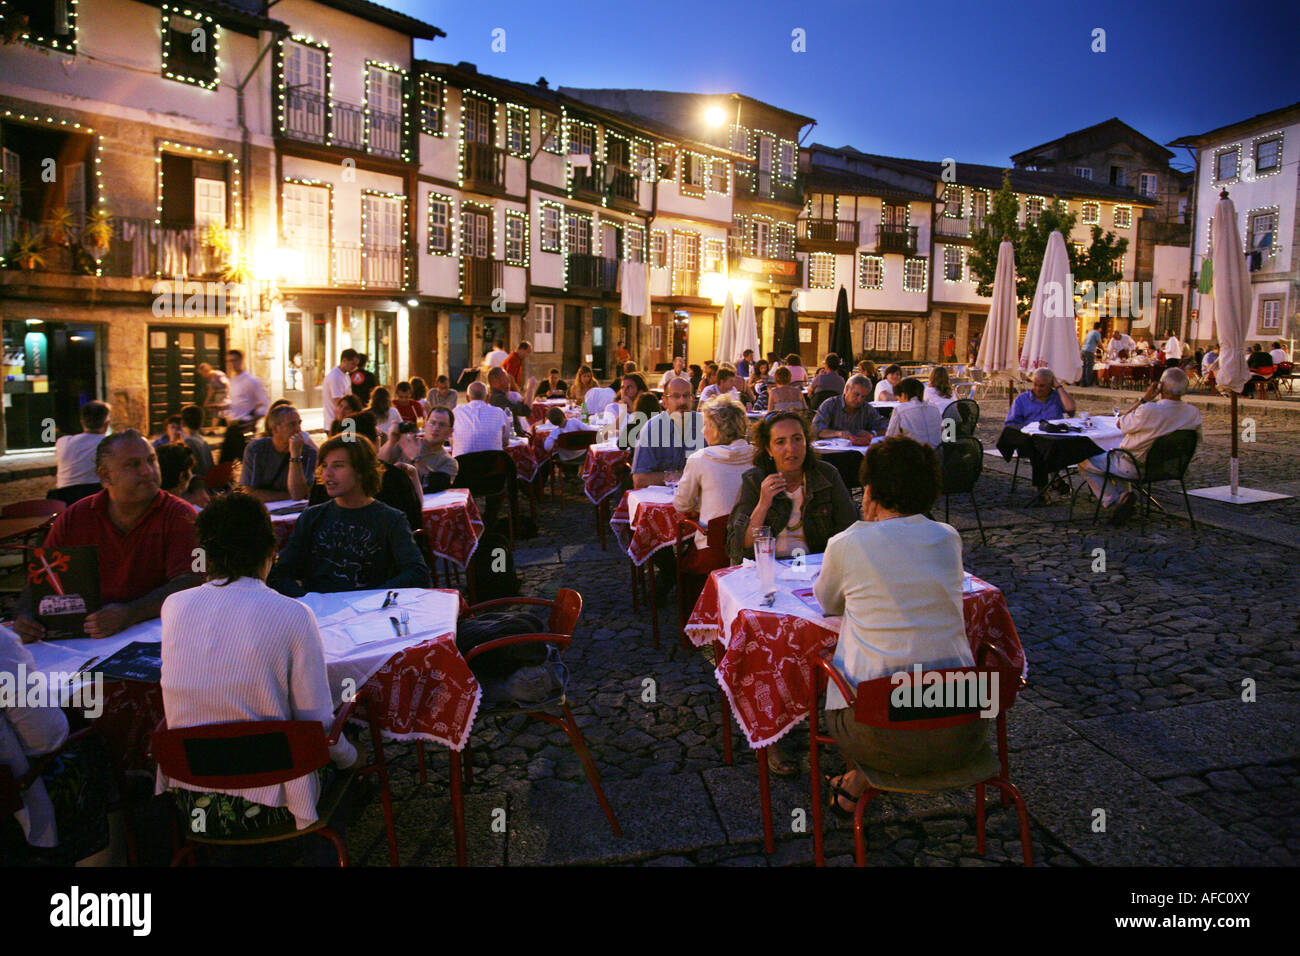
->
385;0;1298;169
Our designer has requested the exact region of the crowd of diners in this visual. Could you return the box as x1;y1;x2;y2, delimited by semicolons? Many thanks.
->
2;337;1209;862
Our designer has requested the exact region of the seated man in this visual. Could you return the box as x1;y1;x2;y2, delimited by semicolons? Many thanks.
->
809;353;846;396
885;378;943;448
657;355;690;390
814;374;888;487
178;404;214;477
543;407;594;463
427;374;459;410
996;367;1077;500
699;366;747;406
51;400;112;505
1078;368;1202;524
452;381;511;457
631;377;705;489
873;364;902;401
380;406;459;493
268;434;431;597
240;404;316;503
1243;344;1276;397
1270;341;1292;367
486;367;529;437
14;430;202;642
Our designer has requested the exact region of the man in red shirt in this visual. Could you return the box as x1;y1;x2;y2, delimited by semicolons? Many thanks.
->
502;341;531;389
14;430;202;642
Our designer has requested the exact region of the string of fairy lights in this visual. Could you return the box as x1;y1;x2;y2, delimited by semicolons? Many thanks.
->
0;0;78;52
160;4;221;90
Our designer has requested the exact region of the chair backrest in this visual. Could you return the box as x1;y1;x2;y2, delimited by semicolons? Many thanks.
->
455;449;513;483
548;588;583;636
1;499;65;519
152;719;330;790
953;398;979;436
1143;429;1198;483
940;437;983;494
0;766;21;816
852;665;1006;730
810;390;838;411
203;460;235;490
555;430;599;452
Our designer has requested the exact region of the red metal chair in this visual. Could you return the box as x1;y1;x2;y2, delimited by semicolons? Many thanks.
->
151;708;360;867
674;516;734;764
594;458;632;550
418;589;622;846
202;459;235;491
549;430;600;506
806;646;1032;867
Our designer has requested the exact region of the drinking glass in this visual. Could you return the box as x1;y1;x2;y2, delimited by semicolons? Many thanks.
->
664;469;682;491
753;527;776;596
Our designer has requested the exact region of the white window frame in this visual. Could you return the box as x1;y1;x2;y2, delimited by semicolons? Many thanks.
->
532;303;555;352
505;210;528;266
1114;205;1133;229
1248;207;1279;257
1259;297;1282;331
539;204;562;252
943;246;963;282
426;193;453;255
1081;201;1100;225
461;206;491;259
942;185;963;218
650;230;667;268
566;211;591;255
625;223;645;263
506;106;529;158
1073;166;1092;180
1213;145;1240;184
903;257;927;293
1252;134;1283;176
1024;196;1044;226
808;252;835;290
857;253;883;290
420;76;445;136
709;159;729;194
1139;172;1158;198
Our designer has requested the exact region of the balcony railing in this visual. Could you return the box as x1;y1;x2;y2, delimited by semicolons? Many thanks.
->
462;255;504;298
671;269;699;298
463;141;507;193
607;167;638;205
876;224;918;255
282;88;405;158
567;253;618;293
797;218;858;245
1;214;243;279
281;241;401;288
736;172;803;205
570;160;605;199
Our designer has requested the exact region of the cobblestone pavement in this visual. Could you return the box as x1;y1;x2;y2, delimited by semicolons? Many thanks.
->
308;400;1297;868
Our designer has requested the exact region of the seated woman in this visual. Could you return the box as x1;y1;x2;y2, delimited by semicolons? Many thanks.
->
157;442;197;503
568;364;597;409
757;365;806;413
784;353;808;385
886;377;944;448
158;492;362;837
924;365;957;413
366;386;403;430
815;437;983;815
726;410;857;565
673;395;753;570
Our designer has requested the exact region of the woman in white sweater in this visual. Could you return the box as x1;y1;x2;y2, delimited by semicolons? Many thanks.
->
157;492;359;835
674;394;753;557
814;437;984;816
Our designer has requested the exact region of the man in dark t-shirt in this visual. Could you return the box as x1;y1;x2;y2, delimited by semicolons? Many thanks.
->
350;353;377;406
267;433;429;597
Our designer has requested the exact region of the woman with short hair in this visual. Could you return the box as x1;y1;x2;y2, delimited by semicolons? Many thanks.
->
674;395;753;558
759;365;806;413
816;437;982;815
158;491;361;836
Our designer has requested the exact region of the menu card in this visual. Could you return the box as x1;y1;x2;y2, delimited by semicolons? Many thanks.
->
28;545;100;640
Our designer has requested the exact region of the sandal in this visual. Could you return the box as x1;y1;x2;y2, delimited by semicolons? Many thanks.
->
826;774;859;820
765;746;799;778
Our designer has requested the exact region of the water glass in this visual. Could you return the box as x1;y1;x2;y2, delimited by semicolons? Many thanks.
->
753;528;776;596
664;469;682;491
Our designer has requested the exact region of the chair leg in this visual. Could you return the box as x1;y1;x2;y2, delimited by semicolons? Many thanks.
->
367;708;400;867
852;789;879;867
558;703;621;836
997;713;1011;808
970;492;986;546
1181;478;1196;530
756;747;775;854
986;779;1035;866
447;749;468;866
1092;473;1108;525
462;743;475;786
319;826;348;867
646;559;660;649
630;559;640;613
1010;455;1020;493
975;781;987;855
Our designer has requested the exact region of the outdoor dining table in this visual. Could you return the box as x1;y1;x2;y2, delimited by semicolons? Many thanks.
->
1098;362;1157;387
529;397;569;424
684;555;1025;854
23;587;476;777
608;485;696;646
581;439;631;505
997;415;1124;494
0;514;56;545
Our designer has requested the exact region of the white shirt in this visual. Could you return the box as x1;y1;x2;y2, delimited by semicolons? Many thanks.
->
584;386;617;415
658;369;690;389
923;386;957;413
1117;399;1203;462
1270;348;1290;365
485;349;509;368
322;366;352;428
873;380;896;402
226;370;270;423
886;398;944;448
451;400;510;457
1164;336;1183;360
55;431;105;487
543;418;594;461
0;627;68;847
157;578;356;829
1105;335;1136;360
815;514;972;711
673;439;753;549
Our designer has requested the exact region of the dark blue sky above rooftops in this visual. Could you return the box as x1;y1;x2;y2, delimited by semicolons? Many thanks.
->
385;0;1298;170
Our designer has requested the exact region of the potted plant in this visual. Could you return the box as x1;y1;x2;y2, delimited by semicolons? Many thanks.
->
6;228;45;270
83;207;114;260
41;206;76;247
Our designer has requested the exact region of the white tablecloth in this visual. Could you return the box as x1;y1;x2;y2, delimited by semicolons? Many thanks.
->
25;588;463;707
626;484;676;524
1021;415;1123;452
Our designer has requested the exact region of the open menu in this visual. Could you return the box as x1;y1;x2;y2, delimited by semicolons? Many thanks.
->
28;545;100;640
791;588;826;616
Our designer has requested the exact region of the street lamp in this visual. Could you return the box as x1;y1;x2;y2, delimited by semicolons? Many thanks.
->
705;105;726;127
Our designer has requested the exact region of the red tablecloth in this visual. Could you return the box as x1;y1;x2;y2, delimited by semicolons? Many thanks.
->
608;490;687;566
507;433;550;483
530;399;569;425
420;489;484;569
685;568;1026;748
582;444;630;505
81;591;480;773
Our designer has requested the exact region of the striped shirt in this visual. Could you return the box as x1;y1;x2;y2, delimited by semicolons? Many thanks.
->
156;577;357;828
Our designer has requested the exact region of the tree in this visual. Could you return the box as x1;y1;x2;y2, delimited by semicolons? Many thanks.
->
967;172;1128;318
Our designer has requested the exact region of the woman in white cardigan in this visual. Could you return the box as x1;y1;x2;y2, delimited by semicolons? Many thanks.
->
814;437;985;816
673;394;753;558
157;492;359;836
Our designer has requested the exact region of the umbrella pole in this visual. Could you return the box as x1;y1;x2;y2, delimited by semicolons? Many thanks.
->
1230;391;1239;497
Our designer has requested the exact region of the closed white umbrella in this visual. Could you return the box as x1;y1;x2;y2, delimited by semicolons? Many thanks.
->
1019;230;1082;384
1188;190;1290;504
716;290;736;367
735;288;761;365
975;238;1020;380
